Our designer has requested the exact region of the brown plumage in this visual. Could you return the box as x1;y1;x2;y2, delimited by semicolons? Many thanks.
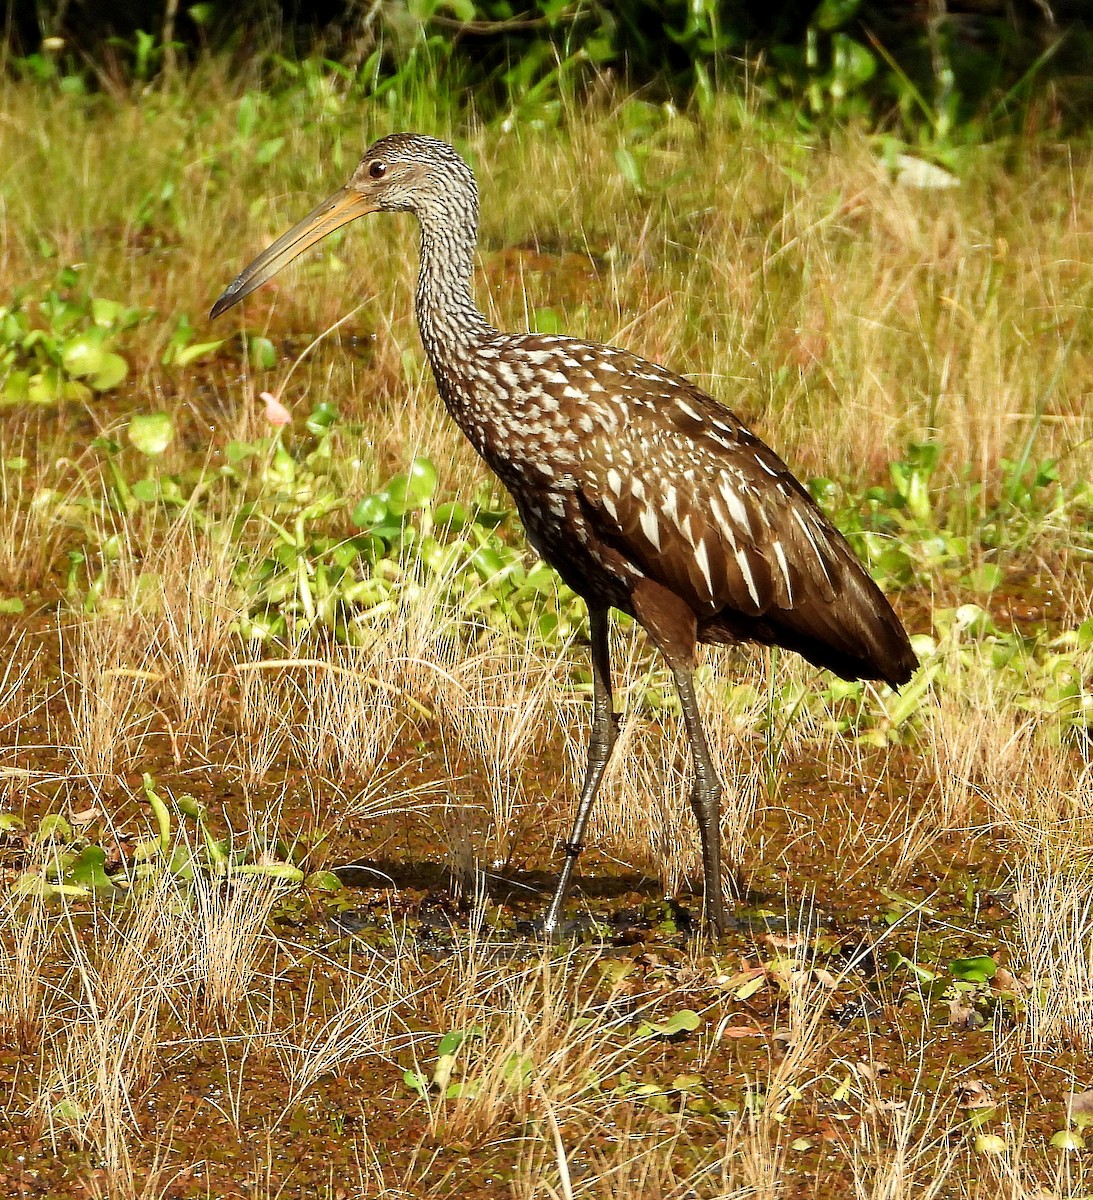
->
212;133;918;935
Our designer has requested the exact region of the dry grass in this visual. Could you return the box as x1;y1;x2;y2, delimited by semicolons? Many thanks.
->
59;612;160;780
445;637;561;867
0;887;52;1052
37;875;183;1186
276;930;418;1117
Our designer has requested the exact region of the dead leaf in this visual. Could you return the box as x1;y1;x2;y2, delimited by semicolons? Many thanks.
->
718;966;768;1001
948;997;985;1031
718;1024;765;1040
894;153;960;190
954;1079;994;1110
764;933;806;951
991;967;1022;994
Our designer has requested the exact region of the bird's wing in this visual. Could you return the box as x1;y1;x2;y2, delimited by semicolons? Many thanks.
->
577;375;858;621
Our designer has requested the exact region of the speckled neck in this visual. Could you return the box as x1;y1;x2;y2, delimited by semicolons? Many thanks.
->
414;193;495;386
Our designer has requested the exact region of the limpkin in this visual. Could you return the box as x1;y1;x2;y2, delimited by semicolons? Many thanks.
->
212;133;918;934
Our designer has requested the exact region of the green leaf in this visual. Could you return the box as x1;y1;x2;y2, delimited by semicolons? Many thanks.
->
89;351;128;391
433;501;471;531
614;146;643;190
437;1030;467;1057
636;1009;701;1039
1;371;30;402
885;952;938;983
267;445;296;485
130;478;161;503
503;1053;534;1088
248;336;276;369
225;439;263;464
51;1098;85;1124
61;335;105;378
90;297;124;327
471;547;505;581
881;662;935;728
532;307;562;335
351;495;388;527
127;413;175;457
381;460;437;515
66;845;114;892
36;814;72;843
963;564;1005;594
142;772;172;851
406;456;438;503
0;597;25;614
403;1069;429;1095
831;33;876;90
175;793;205;820
173;339;224;366
255;137;285;166
734;974;767;1001
812;0;862;30
305;401;338;435
950;956;997;983
232;862;305;882
12;872;57;898
306;870;343;892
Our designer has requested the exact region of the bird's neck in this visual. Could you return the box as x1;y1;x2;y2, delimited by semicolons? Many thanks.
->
414;208;495;379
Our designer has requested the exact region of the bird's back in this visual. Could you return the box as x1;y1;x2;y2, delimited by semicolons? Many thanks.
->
445;331;917;689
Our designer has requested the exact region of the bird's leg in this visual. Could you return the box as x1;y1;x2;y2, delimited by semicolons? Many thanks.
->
671;665;727;935
542;606;619;934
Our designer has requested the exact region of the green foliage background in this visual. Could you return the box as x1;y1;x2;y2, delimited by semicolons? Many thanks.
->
4;1;1093;138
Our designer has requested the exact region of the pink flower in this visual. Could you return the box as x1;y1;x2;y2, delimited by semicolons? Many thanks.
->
260;391;292;427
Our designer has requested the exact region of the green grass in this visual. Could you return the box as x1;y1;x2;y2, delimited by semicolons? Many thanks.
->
2;59;1093;1198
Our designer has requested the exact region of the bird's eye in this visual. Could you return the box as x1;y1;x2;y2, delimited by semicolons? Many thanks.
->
368;160;387;180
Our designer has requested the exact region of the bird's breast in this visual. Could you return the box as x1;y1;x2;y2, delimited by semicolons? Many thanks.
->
426;334;655;604
437;357;591;481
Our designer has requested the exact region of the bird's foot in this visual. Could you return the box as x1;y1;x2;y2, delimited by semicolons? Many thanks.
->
703;914;731;941
527;909;598;942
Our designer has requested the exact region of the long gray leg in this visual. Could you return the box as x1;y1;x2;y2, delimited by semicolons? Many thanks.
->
542;606;619;934
671;665;727;934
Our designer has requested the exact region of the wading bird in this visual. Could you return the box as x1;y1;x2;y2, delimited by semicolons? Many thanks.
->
212;134;917;934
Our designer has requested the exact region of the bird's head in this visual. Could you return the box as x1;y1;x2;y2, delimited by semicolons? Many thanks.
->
210;133;475;319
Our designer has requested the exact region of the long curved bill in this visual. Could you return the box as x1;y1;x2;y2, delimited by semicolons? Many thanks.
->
210;186;376;319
